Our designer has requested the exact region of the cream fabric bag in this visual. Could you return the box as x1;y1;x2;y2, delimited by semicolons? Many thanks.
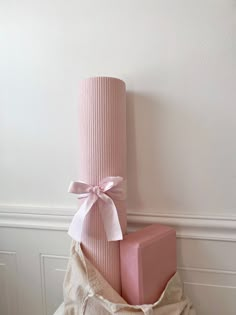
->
61;241;196;315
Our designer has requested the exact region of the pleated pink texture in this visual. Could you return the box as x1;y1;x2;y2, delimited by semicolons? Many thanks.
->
77;77;127;293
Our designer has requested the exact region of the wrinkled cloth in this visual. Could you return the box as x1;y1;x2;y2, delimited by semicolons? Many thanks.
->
61;241;196;315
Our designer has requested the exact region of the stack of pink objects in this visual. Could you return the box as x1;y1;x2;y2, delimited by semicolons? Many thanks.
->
68;76;177;304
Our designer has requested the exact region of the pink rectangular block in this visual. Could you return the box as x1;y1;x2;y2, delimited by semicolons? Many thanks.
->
120;224;176;305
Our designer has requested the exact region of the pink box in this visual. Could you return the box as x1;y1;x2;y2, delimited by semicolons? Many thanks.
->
120;224;176;305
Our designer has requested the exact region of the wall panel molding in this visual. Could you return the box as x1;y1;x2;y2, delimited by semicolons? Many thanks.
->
0;205;235;315
128;212;236;242
40;254;68;315
0;204;236;241
0;251;18;315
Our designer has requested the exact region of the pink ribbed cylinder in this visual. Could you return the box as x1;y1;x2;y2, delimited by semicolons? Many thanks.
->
77;77;127;293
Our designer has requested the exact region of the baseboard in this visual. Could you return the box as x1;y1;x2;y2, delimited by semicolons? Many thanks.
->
0;204;235;241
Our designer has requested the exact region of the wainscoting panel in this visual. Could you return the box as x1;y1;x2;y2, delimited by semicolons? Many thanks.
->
0;251;18;315
0;205;235;315
179;266;236;315
0;223;71;315
40;254;68;315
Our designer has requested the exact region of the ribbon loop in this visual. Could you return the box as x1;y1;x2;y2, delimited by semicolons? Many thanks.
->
68;176;125;242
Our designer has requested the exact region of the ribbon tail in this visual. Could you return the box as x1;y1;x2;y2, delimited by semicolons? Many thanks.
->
68;194;98;241
98;193;123;241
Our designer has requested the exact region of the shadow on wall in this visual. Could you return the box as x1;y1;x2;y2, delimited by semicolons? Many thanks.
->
126;91;174;213
126;91;216;214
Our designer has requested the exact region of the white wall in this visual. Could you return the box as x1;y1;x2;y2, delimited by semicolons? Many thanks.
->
1;0;236;215
0;1;236;315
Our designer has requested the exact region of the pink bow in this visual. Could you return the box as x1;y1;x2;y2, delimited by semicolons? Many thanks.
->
68;176;125;242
